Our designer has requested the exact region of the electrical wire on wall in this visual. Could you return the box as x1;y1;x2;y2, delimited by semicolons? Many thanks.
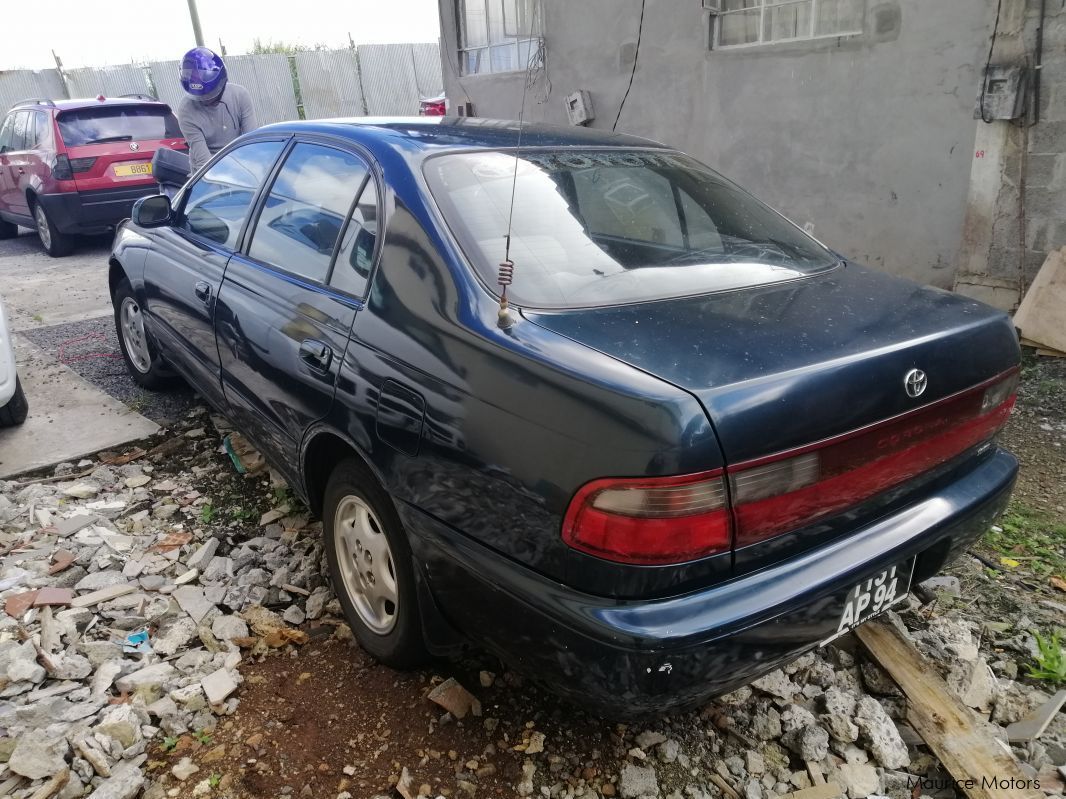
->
979;0;1003;124
612;0;647;132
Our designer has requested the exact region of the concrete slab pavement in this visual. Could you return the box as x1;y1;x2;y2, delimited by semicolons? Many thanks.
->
1;230;160;477
0;336;159;478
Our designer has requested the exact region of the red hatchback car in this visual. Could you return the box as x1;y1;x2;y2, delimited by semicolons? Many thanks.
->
0;96;186;256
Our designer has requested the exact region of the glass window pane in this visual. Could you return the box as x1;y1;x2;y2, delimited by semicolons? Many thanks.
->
490;43;519;72
765;1;812;41
572;167;684;247
248;143;369;283
181;140;284;249
56;107;181;147
487;0;506;44
718;9;761;46
815;0;863;35
721;0;758;9
11;112;30;151
331;179;378;297
0;115;14;152
462;48;487;75
424;150;838;309
462;0;488;47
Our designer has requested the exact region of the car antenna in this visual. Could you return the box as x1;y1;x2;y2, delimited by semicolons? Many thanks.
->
497;3;539;330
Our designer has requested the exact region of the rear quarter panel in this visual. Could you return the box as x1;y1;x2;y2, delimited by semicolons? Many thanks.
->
320;147;730;598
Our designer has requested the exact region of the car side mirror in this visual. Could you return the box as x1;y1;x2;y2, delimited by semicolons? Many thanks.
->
132;195;172;228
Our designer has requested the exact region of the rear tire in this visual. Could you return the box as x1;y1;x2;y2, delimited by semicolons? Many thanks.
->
0;378;28;427
323;458;428;668
0;218;17;240
113;277;172;390
33;201;73;257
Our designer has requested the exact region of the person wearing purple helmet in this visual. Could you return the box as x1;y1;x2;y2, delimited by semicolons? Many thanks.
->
176;47;257;171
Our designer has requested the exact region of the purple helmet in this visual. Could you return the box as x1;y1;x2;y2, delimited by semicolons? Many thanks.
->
179;47;227;102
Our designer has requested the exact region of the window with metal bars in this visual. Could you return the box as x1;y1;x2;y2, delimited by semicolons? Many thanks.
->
714;0;864;49
458;0;542;75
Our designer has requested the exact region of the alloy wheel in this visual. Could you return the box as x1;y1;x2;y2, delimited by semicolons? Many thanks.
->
333;495;398;634
120;297;152;374
34;205;51;251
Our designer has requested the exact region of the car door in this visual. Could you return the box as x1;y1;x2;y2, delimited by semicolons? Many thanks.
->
0;112;31;218
214;139;375;470
142;138;286;409
0;113;16;216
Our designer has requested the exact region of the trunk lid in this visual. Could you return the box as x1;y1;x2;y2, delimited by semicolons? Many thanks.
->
55;104;185;191
526;265;1020;567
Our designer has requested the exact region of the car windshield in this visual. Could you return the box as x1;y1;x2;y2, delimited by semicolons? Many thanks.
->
57;106;180;147
424;149;839;309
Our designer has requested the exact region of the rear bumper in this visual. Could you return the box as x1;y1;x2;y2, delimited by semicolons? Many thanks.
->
403;447;1017;717
36;185;158;234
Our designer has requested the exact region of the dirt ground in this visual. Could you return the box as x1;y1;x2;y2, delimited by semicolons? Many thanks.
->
143;353;1066;799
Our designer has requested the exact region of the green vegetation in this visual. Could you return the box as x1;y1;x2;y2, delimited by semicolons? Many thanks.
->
193;729;213;746
200;503;217;524
984;503;1066;576
160;736;178;752
1028;630;1066;685
209;773;222;788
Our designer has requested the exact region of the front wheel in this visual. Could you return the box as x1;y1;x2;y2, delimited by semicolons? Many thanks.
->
0;378;28;427
33;202;73;257
113;278;172;390
323;458;427;668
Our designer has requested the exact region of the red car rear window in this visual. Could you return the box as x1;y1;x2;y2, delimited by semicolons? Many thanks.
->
57;106;180;147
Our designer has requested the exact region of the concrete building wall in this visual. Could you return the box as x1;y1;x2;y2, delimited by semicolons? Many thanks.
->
956;0;1066;309
439;0;996;287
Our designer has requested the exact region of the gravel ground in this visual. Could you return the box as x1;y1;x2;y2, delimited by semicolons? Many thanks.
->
19;317;198;426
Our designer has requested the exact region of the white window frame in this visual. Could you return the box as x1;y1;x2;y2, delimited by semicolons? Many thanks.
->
458;0;542;76
714;0;863;50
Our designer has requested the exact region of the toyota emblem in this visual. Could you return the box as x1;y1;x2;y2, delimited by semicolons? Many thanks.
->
129;142;139;151
904;368;928;399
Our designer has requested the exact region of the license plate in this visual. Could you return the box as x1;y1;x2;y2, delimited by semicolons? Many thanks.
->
113;162;152;177
823;557;915;644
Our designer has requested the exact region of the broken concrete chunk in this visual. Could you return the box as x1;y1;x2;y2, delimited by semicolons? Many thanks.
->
427;677;482;719
70;583;137;608
9;729;69;779
854;696;909;769
115;662;178;693
202;668;238;704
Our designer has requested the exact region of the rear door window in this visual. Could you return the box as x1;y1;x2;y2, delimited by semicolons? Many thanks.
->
329;178;378;297
57;105;181;147
179;140;285;250
247;142;370;284
10;112;30;151
0;114;15;153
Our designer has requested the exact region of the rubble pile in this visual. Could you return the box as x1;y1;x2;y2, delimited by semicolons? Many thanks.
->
0;419;336;799
477;613;1064;799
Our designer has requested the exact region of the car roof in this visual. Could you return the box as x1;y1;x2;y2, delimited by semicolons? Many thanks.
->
255;116;670;154
10;97;171;113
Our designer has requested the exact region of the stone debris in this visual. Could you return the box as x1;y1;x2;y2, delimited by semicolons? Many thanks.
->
427;677;482;719
0;411;333;799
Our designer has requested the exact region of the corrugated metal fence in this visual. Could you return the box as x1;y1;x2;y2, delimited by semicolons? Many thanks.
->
0;42;441;121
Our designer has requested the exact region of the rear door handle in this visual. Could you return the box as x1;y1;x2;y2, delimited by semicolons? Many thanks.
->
194;281;211;302
299;339;333;373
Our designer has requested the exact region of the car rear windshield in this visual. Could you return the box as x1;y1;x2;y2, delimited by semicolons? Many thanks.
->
424;149;839;309
57;106;180;147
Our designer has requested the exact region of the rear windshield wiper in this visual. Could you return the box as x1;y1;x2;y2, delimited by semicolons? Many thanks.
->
85;135;134;144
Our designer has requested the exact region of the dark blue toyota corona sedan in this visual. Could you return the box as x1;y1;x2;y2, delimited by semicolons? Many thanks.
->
109;117;1020;716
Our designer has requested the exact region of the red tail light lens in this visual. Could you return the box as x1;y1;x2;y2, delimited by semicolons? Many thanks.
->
562;471;731;565
729;370;1019;546
68;157;96;173
51;154;73;181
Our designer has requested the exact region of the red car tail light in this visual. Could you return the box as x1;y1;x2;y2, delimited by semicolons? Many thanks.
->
68;157;96;173
729;369;1019;547
51;154;74;181
562;471;732;565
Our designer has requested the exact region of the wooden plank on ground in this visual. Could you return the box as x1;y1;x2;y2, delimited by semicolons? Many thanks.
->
1015;246;1066;354
856;620;1042;799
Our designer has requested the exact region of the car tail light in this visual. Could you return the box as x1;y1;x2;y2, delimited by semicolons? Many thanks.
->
68;157;96;173
729;369;1019;546
562;471;732;565
420;99;446;116
51;154;73;181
